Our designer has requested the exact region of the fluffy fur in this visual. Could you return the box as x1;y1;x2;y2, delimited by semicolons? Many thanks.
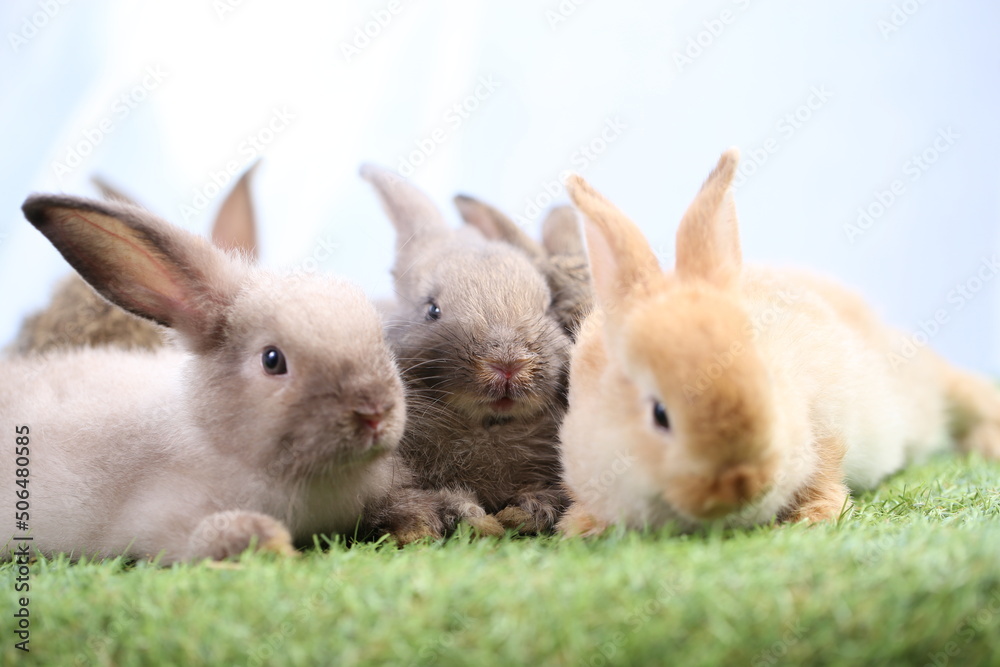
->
10;166;259;355
558;149;1000;537
1;194;443;563
361;165;572;533
454;194;593;338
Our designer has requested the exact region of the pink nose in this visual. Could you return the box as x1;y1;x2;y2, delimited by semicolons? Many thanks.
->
355;410;384;433
489;360;526;380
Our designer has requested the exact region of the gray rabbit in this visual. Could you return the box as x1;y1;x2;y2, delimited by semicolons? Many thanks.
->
361;165;574;533
2;194;444;563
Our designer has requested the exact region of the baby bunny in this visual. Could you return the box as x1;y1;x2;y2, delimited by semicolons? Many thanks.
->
2;194;443;563
360;165;572;533
10;166;259;355
453;194;593;338
558;148;1000;537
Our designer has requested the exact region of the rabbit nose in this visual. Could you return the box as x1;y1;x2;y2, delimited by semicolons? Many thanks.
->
354;406;389;433
488;359;528;380
701;465;766;516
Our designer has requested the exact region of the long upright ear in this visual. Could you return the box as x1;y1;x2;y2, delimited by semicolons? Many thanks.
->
541;206;585;259
92;176;139;206
453;194;546;262
21;195;242;350
675;148;742;288
211;161;259;260
566;175;660;315
359;164;450;255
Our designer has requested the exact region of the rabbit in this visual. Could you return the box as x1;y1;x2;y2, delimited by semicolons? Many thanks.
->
9;164;259;355
557;148;1000;537
453;194;593;338
360;165;573;533
1;193;445;563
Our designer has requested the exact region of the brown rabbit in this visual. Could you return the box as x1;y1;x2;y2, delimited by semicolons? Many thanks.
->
361;165;573;533
453;194;593;338
10;165;259;354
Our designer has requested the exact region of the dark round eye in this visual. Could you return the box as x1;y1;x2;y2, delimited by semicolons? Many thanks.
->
426;301;441;321
653;401;670;430
261;346;287;375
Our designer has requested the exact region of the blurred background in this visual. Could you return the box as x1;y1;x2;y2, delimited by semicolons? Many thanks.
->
1;1;998;371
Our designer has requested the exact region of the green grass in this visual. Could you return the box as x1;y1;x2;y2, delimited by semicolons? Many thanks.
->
3;455;1000;667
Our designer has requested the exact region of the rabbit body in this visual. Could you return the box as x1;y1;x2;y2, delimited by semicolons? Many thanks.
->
3;195;439;562
362;166;572;532
557;149;990;536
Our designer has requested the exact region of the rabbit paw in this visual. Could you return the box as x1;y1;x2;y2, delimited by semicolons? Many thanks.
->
496;489;567;534
963;422;1000;459
435;488;504;537
786;483;851;524
557;502;609;538
188;510;296;561
370;487;446;545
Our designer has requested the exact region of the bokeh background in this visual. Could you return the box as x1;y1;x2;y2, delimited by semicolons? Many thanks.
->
1;1;998;371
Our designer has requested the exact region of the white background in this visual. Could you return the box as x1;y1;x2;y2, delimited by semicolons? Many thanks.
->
1;1;998;372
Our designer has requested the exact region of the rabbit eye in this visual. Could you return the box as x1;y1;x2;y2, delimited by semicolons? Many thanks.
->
426;300;441;321
261;346;288;375
652;401;670;431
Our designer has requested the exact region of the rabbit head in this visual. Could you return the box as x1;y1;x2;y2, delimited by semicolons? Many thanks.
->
21;194;405;480
360;165;570;425
567;149;783;523
454;194;593;338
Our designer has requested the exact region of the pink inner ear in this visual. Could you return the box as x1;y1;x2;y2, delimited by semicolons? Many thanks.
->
62;209;194;324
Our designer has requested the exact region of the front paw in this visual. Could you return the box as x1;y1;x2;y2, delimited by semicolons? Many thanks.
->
496;489;568;534
371;488;446;545
187;511;296;561
557;502;609;538
436;489;504;537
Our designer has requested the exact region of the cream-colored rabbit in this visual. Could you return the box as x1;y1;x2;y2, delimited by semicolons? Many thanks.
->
558;149;1000;536
10;166;258;354
2;193;444;563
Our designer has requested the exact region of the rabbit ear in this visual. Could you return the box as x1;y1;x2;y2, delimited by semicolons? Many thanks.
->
211;161;259;260
21;195;241;350
359;164;450;253
566;175;660;314
675;148;742;288
541;206;585;258
453;194;546;262
91;175;139;206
